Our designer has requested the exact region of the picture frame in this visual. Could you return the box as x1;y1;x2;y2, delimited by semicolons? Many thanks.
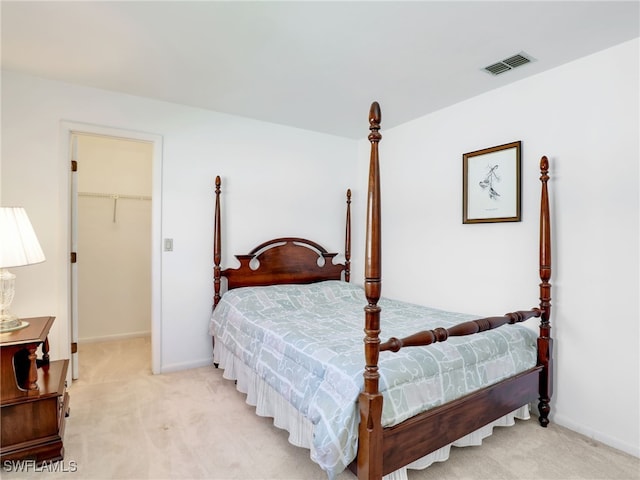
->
463;141;521;224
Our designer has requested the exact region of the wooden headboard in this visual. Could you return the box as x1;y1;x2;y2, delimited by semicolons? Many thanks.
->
213;176;352;308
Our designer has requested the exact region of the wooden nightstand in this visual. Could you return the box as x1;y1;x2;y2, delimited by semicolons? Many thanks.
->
0;316;70;464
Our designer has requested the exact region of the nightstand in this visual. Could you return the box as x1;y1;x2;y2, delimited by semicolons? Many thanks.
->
0;316;70;464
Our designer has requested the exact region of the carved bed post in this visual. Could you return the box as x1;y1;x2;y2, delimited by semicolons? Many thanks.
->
537;157;553;427
213;176;222;309
358;102;384;480
345;189;352;282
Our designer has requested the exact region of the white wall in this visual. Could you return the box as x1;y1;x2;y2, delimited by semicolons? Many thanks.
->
0;70;357;373
353;39;639;457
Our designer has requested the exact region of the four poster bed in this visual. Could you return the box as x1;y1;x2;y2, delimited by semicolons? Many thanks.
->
209;102;553;480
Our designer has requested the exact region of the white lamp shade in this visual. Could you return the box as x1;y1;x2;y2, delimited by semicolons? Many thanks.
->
0;207;46;268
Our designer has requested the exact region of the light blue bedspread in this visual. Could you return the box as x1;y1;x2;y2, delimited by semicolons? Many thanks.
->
209;280;537;478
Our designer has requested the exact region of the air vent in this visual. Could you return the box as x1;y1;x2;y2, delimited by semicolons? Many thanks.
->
484;52;533;75
485;62;512;75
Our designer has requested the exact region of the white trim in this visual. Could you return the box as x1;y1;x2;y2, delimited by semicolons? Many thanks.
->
553;413;640;458
160;358;214;374
79;331;151;344
60;121;163;375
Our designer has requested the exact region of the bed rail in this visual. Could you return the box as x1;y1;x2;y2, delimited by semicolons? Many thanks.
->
380;309;541;352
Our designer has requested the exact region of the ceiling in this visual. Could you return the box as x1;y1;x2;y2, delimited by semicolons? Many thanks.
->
2;1;638;139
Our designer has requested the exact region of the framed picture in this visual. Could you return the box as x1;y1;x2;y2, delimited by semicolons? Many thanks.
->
463;141;521;224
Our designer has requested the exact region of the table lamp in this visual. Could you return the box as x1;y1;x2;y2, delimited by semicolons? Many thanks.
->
0;207;46;332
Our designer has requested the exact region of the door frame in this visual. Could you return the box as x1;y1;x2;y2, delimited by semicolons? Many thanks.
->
61;121;163;374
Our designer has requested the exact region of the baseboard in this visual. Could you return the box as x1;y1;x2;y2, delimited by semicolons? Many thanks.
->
553;412;640;458
160;358;214;374
79;331;151;344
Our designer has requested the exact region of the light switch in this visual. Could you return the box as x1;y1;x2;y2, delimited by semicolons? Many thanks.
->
164;238;173;252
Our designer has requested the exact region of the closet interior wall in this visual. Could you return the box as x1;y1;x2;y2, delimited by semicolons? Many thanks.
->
76;134;153;343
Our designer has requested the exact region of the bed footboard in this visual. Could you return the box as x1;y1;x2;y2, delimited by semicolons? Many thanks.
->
357;102;553;480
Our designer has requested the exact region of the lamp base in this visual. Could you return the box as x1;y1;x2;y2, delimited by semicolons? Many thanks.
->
0;313;19;323
0;268;20;332
0;312;20;331
0;312;29;333
0;318;29;333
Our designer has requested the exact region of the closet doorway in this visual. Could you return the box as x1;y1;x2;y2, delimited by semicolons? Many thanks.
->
70;132;154;378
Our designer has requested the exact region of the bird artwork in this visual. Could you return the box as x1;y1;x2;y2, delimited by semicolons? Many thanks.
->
479;164;501;200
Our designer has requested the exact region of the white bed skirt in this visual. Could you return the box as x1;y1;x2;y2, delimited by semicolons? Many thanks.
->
213;337;530;480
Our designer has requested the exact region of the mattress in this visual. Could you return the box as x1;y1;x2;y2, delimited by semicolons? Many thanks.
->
209;280;537;479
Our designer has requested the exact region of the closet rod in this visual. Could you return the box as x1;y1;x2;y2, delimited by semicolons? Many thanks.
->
78;192;151;222
78;192;151;201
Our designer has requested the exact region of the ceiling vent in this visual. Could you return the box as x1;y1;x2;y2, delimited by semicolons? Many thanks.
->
484;52;533;76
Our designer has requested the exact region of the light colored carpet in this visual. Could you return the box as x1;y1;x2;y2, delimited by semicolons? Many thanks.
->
3;337;638;480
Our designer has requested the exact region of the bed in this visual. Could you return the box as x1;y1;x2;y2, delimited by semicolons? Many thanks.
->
209;102;553;480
